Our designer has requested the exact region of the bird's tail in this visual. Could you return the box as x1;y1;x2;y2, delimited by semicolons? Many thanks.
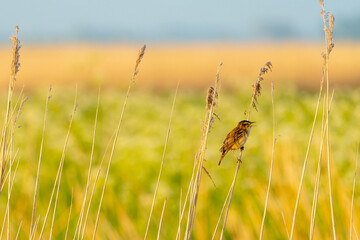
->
218;150;226;166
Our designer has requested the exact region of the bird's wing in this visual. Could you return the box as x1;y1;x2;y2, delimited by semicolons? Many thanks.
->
221;128;245;150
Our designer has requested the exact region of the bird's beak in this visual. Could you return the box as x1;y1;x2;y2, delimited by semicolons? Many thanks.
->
250;121;256;126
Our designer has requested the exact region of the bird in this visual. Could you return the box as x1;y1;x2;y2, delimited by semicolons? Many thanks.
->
218;120;254;166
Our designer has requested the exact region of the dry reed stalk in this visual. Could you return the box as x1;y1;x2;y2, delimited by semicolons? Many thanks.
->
0;26;21;240
319;1;336;238
212;186;230;239
157;198;167;240
176;163;196;240
289;38;330;240
350;146;358;240
180;157;197;239
30;216;40;240
218;62;272;240
309;96;326;239
0;154;19;240
309;97;325;239
92;45;146;240
30;86;52;237
0;26;21;192
48;90;78;240
281;211;290;239
144;82;179;240
259;80;276;239
73;89;101;240
184;62;222;240
15;221;22;240
80;133;115;240
65;190;74;240
38;91;78;240
308;90;334;240
177;189;182;239
354;225;359;240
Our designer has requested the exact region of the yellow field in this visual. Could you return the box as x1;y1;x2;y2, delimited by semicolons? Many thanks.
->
0;41;360;239
0;42;359;90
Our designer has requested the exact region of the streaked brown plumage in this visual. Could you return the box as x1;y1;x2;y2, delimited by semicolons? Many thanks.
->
218;120;254;165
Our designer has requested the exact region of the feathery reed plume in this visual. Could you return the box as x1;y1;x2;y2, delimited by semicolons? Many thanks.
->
259;80;276;239
0;26;21;192
290;3;336;238
183;62;222;240
92;45;146;240
319;1;336;238
144;82;179;240
251;61;272;113
216;61;272;240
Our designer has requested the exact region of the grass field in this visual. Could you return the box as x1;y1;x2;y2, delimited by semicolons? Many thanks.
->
0;13;359;238
0;81;359;239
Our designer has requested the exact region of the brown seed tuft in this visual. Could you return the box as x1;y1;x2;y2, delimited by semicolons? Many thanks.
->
10;27;21;79
206;86;218;110
251;61;272;111
133;45;146;82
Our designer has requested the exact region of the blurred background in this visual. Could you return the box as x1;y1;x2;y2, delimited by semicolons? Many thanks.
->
0;0;360;239
0;0;359;90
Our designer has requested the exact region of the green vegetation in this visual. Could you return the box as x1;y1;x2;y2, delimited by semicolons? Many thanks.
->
1;85;359;239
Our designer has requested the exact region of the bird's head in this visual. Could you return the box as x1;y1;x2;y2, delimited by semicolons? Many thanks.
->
238;120;255;130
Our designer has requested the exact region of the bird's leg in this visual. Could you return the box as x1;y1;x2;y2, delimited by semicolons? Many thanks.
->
231;150;242;163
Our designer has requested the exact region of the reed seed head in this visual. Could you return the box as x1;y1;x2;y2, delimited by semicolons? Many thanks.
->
10;26;21;79
251;61;272;111
133;44;146;82
206;86;218;110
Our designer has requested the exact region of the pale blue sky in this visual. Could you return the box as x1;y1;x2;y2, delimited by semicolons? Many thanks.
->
0;0;359;43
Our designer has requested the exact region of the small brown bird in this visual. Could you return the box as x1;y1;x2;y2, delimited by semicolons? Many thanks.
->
218;120;254;165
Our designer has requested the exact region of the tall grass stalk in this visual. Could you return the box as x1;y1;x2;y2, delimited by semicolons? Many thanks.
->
157;198;167;240
30;87;52;237
350;146;358;240
65;190;74;240
219;62;272;239
80;133;115;240
318;1;336;238
288;5;336;235
49;89;78;240
309;96;326;239
15;221;22;240
0;26;21;193
0;155;19;239
184;63;222;240
176;163;195;240
212;186;230;239
259;80;276;239
281;211;290;239
39;90;78;240
144;82;179;239
74;89;101;240
92;45;146;240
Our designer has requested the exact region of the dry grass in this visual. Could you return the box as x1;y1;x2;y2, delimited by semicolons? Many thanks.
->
0;2;359;239
0;43;359;91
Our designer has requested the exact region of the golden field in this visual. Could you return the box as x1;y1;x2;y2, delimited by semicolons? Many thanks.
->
0;42;359;90
0;40;359;239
